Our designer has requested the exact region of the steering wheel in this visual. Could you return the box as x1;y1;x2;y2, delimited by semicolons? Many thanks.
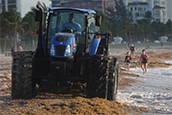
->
62;26;76;33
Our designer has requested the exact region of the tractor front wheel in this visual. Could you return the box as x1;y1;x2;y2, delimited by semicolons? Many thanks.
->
87;55;108;99
86;55;118;100
11;51;35;99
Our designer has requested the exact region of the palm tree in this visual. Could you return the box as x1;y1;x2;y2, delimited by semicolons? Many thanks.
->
165;20;172;40
0;10;12;53
118;20;134;42
22;7;38;49
144;11;153;23
136;19;154;42
8;10;25;51
1;9;25;51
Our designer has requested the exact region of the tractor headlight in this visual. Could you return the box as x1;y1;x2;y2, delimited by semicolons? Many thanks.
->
65;45;71;56
50;44;55;55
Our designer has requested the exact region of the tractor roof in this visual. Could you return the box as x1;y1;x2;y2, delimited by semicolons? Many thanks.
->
48;7;96;14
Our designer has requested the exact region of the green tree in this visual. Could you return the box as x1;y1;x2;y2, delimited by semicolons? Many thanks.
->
144;11;153;23
114;0;131;21
0;9;25;51
136;19;153;42
151;22;166;37
118;20;133;42
22;7;38;49
165;20;172;40
105;0;132;38
0;10;13;53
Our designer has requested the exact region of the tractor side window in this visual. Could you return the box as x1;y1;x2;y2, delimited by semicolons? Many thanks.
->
48;13;58;47
74;14;86;53
89;22;95;39
88;18;95;52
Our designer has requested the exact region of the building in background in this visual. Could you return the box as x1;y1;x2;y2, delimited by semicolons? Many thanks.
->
51;0;61;7
128;2;149;23
0;0;2;13
107;0;114;9
61;0;108;14
151;0;166;23
166;0;172;21
127;0;167;23
50;0;114;14
1;0;21;16
123;0;147;6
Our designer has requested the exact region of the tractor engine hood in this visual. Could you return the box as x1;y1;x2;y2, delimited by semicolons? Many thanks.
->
50;33;76;58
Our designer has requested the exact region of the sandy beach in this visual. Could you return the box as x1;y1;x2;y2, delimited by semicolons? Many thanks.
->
0;46;172;114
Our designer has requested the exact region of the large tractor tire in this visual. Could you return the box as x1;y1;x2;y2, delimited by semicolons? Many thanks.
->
11;51;35;99
107;58;118;100
86;55;118;100
86;55;108;99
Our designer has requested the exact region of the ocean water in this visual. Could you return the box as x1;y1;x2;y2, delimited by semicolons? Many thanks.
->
117;60;172;114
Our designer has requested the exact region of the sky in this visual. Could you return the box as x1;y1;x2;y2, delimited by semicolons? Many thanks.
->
21;0;50;17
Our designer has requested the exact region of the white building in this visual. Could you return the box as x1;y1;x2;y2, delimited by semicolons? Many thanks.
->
152;0;166;23
128;2;149;23
123;0;147;6
127;0;167;23
1;0;21;16
166;0;172;21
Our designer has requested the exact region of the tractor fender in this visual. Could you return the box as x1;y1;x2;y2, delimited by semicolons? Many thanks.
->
89;38;101;55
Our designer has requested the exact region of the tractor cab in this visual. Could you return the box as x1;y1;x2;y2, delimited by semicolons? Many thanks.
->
45;8;97;57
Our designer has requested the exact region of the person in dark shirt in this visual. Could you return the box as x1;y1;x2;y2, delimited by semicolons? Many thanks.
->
124;52;132;72
11;46;14;57
140;49;149;74
130;44;135;58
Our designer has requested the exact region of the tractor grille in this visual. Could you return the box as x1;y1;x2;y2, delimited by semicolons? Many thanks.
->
55;36;69;42
56;45;66;56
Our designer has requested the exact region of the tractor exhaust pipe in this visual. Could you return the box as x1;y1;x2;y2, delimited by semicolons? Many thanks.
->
36;4;44;50
33;5;45;57
36;5;44;31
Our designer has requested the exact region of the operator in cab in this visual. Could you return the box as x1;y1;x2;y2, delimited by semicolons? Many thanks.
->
59;13;81;34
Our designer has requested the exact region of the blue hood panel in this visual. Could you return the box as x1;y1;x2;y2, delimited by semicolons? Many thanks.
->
50;33;76;58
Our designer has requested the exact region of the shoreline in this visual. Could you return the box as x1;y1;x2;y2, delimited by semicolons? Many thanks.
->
117;49;172;90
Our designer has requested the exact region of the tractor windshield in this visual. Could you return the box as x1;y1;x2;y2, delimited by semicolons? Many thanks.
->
47;10;86;51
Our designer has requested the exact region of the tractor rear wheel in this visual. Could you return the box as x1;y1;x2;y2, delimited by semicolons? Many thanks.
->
86;55;108;99
107;58;118;100
11;51;35;99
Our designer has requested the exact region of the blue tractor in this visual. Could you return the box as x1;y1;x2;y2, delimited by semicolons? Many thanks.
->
11;5;118;100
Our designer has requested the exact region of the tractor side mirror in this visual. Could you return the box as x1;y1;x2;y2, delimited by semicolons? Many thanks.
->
95;16;102;26
35;10;40;22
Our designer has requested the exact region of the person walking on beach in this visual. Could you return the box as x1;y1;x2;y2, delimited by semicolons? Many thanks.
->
11;46;14;56
130;44;135;58
140;49;149;74
124;52;132;72
18;46;23;51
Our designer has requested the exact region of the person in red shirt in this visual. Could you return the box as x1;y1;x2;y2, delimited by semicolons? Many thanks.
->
140;49;149;74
